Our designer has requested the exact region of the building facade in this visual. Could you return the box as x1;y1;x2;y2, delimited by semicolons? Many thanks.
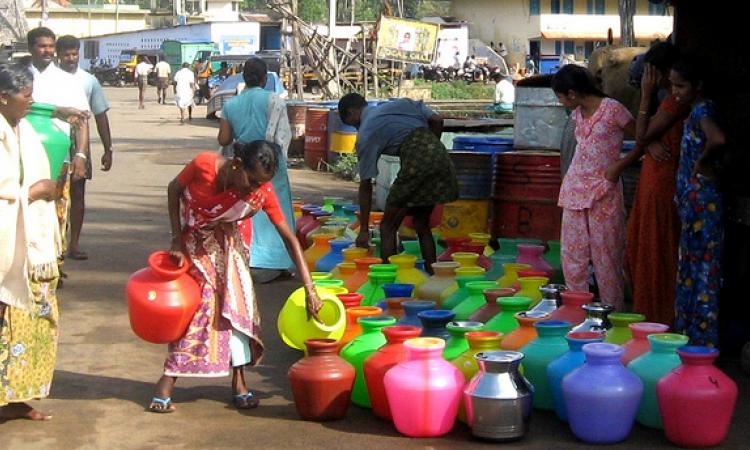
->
23;1;149;39
79;21;261;69
450;0;673;69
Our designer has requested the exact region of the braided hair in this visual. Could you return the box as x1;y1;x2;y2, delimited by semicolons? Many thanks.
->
242;57;267;88
233;140;278;179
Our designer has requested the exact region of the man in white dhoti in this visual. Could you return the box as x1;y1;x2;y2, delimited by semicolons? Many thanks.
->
173;63;195;123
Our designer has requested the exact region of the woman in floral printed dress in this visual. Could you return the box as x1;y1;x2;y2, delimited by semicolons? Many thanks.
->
552;64;635;311
669;58;727;347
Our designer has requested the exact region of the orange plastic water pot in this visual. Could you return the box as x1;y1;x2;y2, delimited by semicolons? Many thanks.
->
126;251;201;344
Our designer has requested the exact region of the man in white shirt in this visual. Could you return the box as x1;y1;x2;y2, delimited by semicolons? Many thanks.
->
173;62;195;123
154;59;171;104
134;56;153;109
57;34;114;260
26;27;90;268
493;74;515;112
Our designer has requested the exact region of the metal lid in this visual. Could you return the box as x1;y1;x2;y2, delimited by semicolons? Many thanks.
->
582;302;614;312
475;350;524;363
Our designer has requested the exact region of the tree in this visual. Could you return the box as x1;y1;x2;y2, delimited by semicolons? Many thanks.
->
242;0;268;11
298;0;328;22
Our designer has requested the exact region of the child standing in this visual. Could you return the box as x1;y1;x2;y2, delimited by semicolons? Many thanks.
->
552;65;635;310
669;58;727;347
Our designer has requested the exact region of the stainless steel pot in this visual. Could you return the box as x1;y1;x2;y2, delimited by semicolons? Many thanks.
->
570;302;614;333
531;283;568;315
463;351;533;441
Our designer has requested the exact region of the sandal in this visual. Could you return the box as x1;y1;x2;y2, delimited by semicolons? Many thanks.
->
232;392;259;410
67;250;88;261
148;397;175;413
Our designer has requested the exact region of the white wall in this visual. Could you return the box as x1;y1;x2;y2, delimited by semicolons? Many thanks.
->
452;0;672;68
451;0;540;68
81;23;213;67
80;21;261;68
25;11;147;39
204;0;239;21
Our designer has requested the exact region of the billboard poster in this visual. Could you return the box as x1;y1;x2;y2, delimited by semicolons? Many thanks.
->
376;16;439;64
435;26;468;68
221;36;257;55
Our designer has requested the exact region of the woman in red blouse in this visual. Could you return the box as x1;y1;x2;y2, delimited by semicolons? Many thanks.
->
148;141;321;413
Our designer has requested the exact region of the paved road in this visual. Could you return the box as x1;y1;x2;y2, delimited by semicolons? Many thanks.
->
2;87;747;449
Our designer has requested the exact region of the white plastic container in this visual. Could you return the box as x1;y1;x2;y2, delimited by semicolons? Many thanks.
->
374;154;400;210
514;87;568;150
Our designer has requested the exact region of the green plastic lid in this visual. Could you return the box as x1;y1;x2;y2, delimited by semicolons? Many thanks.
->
370;263;398;273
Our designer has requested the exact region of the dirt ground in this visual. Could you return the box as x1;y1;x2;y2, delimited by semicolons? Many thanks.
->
1;86;747;449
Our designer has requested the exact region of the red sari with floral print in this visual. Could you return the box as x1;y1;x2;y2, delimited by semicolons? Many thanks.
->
163;152;285;377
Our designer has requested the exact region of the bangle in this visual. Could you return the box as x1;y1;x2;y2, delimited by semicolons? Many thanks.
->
74;152;88;160
638;110;648;115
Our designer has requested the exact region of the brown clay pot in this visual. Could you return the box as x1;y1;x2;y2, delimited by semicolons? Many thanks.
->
288;339;356;421
468;288;517;323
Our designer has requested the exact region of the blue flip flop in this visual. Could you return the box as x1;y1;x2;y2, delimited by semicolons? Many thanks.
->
233;392;259;410
148;396;175;413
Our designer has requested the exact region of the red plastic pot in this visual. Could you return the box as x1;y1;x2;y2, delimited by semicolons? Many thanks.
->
657;346;738;447
126;251;201;344
363;325;422;420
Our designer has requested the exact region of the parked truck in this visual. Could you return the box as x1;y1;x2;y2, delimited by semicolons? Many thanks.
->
161;40;218;74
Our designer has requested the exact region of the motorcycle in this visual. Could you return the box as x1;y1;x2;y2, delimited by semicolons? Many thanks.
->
90;62;126;87
458;67;483;83
420;64;452;82
466;64;493;83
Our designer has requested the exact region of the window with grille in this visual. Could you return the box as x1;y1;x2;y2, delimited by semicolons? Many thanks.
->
530;0;540;15
84;41;98;59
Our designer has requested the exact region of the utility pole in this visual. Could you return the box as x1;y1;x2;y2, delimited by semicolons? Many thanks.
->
290;0;304;99
327;0;340;96
40;0;48;26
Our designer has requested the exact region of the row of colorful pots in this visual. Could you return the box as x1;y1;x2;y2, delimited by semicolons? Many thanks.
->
288;317;737;446
297;219;563;287
294;193;567;283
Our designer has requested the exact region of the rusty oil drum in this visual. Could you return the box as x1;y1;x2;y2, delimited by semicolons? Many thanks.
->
491;151;562;241
304;107;329;170
287;102;308;159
